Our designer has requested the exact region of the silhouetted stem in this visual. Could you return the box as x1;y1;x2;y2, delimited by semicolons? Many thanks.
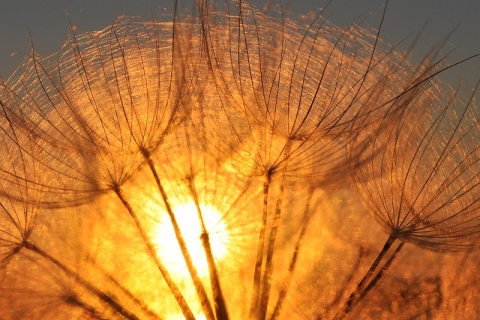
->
188;180;230;320
142;150;215;320
113;187;195;320
202;233;229;319
249;172;272;319
24;241;139;320
333;233;397;319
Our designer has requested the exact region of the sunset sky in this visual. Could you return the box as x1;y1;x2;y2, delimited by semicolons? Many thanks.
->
0;0;478;89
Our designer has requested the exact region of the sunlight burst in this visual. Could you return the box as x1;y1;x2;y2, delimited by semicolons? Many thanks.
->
151;201;230;277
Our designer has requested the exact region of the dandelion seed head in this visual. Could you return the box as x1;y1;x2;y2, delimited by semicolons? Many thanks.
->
0;18;195;206
0;0;479;318
352;80;480;252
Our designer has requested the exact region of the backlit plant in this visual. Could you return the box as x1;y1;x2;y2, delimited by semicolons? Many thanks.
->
0;1;478;319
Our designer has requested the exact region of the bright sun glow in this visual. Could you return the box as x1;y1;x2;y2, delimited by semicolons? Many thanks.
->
151;201;230;277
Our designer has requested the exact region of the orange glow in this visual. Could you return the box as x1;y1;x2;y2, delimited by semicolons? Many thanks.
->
151;201;230;278
166;312;207;320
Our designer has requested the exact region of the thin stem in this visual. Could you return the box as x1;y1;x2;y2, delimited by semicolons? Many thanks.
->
249;172;272;319
24;241;139;320
113;187;195;320
201;233;229;319
188;179;230;320
258;140;291;320
333;233;397;319
258;171;286;320
142;150;215;320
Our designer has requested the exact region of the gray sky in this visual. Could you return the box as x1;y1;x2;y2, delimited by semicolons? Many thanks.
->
1;0;478;90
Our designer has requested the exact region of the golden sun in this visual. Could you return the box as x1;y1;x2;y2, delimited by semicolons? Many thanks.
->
151;201;230;278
